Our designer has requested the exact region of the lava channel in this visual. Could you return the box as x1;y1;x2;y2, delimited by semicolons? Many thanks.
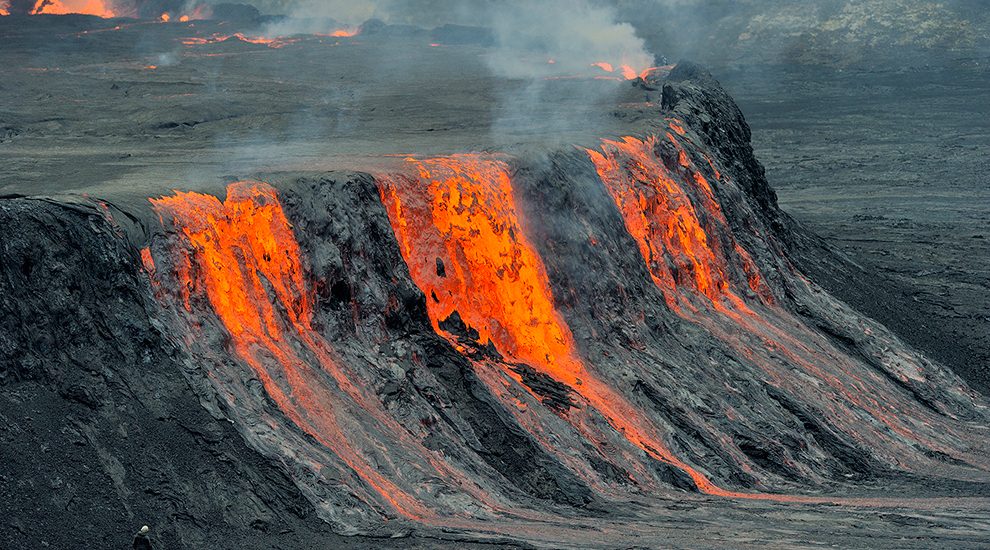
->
378;154;739;496
147;181;432;521
586;128;990;477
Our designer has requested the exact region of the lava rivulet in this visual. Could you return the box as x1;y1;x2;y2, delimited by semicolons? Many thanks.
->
378;155;736;495
181;33;300;48
586;134;766;311
586;130;990;476
148;182;432;521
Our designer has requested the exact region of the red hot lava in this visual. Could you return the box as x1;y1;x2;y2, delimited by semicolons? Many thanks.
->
586;132;767;311
378;155;740;496
28;0;116;17
148;182;431;520
592;61;658;80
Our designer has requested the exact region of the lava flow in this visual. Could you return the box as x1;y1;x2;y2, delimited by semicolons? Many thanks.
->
586;125;990;476
182;33;300;48
586;133;766;311
592;61;658;80
147;182;431;521
27;0;115;17
324;27;360;38
378;155;734;495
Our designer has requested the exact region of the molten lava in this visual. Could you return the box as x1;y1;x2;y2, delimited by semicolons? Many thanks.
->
587;128;987;476
591;61;614;73
379;155;737;496
30;0;115;17
148;182;429;520
380;156;579;382
592;62;658;81
326;27;360;37
182;33;300;48
586;134;766;310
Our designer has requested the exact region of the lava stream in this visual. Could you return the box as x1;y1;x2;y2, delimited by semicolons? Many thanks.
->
28;0;115;16
378;155;731;495
586;130;989;473
148;182;430;520
585;134;765;312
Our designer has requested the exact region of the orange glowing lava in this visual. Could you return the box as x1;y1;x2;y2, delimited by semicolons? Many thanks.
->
618;64;637;80
586;131;989;480
327;27;360;37
379;155;737;496
637;67;659;80
587;136;733;307
30;0;115;17
175;4;210;21
381;156;578;377
591;61;614;73
592;62;658;81
149;182;428;520
181;32;299;48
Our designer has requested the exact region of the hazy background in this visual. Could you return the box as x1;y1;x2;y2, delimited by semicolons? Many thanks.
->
232;0;990;68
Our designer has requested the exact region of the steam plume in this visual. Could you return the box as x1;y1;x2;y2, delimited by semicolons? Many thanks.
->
485;0;653;80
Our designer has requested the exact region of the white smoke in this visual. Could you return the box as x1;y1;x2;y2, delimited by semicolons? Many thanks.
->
259;0;377;36
254;0;656;80
485;0;654;80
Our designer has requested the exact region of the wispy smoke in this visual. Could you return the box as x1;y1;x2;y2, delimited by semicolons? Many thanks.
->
479;0;654;147
259;0;376;36
485;0;653;80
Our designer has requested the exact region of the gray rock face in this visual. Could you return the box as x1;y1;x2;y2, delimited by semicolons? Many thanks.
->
3;66;990;548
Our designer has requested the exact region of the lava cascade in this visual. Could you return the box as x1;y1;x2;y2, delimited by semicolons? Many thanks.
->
585;124;990;476
585;132;766;312
378;155;737;496
147;182;439;522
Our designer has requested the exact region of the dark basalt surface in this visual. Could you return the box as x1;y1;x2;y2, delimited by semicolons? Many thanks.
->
2;60;990;548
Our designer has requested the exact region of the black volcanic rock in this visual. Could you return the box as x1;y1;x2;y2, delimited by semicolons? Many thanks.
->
662;62;779;219
0;199;345;549
208;3;262;22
